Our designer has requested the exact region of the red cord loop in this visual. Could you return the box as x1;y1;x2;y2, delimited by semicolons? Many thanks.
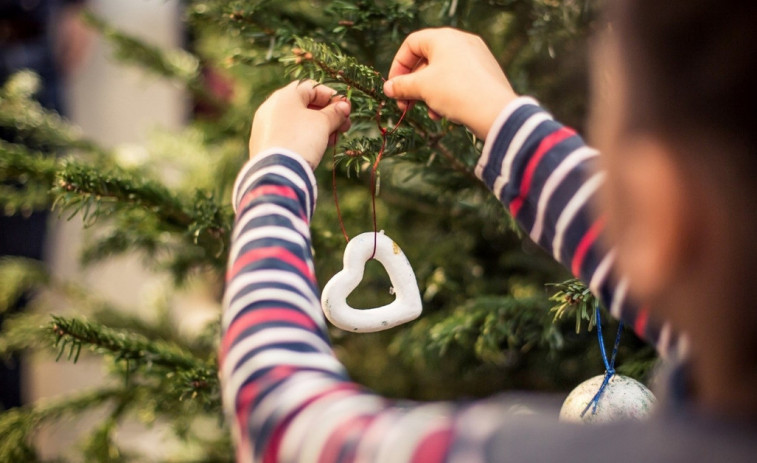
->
332;98;409;259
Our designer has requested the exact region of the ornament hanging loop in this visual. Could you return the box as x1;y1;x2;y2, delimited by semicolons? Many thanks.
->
580;304;624;418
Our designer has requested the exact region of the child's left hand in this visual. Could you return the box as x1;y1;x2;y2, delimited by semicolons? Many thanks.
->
249;80;352;170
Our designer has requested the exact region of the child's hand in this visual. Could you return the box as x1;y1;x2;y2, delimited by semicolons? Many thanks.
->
384;28;517;140
250;80;352;170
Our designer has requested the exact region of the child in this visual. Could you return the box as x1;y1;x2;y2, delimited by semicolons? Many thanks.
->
221;1;757;461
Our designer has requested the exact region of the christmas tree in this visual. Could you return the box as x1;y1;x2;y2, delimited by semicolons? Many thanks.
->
0;0;655;460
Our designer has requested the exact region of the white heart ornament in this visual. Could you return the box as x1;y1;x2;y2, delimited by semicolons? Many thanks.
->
321;232;422;332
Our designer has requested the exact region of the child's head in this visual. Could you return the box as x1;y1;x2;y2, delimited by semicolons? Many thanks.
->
590;1;757;339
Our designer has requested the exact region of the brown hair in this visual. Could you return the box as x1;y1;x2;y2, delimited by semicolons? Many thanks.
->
610;0;757;159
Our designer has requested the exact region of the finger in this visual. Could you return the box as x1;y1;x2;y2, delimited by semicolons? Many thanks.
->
293;80;337;108
338;117;352;133
383;67;430;100
387;29;436;80
428;108;442;120
397;100;416;113
320;100;351;134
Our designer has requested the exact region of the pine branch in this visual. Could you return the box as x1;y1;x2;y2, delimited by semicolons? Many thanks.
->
289;37;481;182
0;141;63;214
0;313;51;358
0;387;127;462
54;163;190;227
83;12;227;112
392;295;561;366
0;72;109;156
187;0;324;40
0;257;48;313
548;278;599;333
49;315;214;374
52;163;232;269
0;141;60;185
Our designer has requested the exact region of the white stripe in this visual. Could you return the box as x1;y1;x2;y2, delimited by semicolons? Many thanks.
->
242;373;337;458
610;277;629;319
657;322;672;359
221;327;332;381
589;249;616;296
530;146;598;243
374;404;453;462
223;269;318;315
225;355;344;416
551;171;606;261
353;408;406;462
476;96;540;179
238;165;311;218
676;333;691;359
232;203;310;243
247;372;342;435
450;400;520;463
228;225;308;266
232;159;256;212
223;287;323;331
286;394;386;463
233;148;317;214
491;113;553;200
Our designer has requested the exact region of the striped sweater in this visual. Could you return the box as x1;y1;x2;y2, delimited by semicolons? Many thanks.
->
221;97;679;463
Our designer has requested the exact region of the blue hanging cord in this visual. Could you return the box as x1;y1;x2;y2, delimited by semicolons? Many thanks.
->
580;303;625;417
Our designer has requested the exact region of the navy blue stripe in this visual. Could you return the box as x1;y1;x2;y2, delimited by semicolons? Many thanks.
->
481;104;544;190
240;173;310;218
239;154;314;214
515;135;586;232
578;236;605;283
559;200;592;269
233;341;330;373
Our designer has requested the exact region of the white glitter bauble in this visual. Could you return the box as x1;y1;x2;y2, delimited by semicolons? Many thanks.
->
559;374;656;424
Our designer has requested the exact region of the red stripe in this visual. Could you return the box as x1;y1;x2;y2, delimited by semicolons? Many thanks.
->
570;215;606;278
227;246;313;282
317;414;373;463
238;185;299;212
264;385;360;463
236;365;295;430
509;127;576;217
221;308;317;358
410;426;454;463
634;305;650;337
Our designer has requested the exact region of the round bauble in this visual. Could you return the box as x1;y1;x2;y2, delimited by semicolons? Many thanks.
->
559;374;656;424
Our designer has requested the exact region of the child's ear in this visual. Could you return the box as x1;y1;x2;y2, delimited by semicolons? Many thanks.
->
610;136;697;303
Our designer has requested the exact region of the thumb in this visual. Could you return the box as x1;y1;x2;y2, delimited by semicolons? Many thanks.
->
320;99;351;133
384;70;426;101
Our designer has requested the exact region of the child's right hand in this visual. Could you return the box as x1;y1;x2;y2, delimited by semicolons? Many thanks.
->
384;28;518;140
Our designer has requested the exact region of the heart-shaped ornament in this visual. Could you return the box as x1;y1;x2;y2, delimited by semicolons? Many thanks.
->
321;231;422;332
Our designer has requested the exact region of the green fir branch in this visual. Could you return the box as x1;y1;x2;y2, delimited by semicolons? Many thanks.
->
548;278;599;333
0;313;51;357
288;37;481;182
0;71;109;156
0;141;60;185
392;295;561;366
83;12;228;112
0;257;48;313
52;162;232;269
49;315;214;374
0;387;127;462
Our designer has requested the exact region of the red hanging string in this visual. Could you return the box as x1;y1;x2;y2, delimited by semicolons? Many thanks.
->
331;98;409;259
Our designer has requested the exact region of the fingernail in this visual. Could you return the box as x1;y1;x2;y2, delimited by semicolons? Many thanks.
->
383;80;394;97
336;101;350;116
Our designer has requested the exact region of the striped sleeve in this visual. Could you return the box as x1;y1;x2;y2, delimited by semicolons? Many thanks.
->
222;148;458;463
476;97;680;358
